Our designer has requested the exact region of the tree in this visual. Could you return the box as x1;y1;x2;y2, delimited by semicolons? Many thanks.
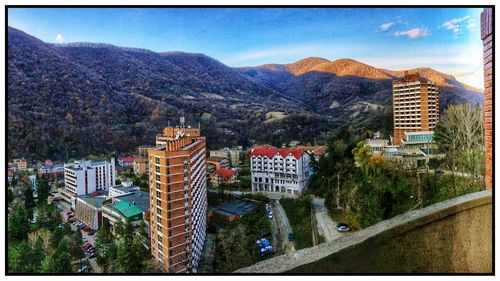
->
114;221;148;273
37;176;50;205
435;104;485;191
45;242;73;273
8;204;30;242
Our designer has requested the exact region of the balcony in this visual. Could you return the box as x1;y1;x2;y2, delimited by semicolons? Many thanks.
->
236;191;492;273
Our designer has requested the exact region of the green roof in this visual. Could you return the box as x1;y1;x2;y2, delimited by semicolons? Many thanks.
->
111;200;144;221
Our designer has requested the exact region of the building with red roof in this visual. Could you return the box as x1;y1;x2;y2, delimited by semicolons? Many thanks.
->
250;147;313;195
209;168;238;187
118;157;136;167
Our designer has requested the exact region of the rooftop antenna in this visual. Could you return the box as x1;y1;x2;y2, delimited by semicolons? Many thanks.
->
179;116;186;129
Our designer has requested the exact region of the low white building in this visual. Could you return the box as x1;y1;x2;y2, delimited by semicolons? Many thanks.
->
250;147;312;195
64;158;116;196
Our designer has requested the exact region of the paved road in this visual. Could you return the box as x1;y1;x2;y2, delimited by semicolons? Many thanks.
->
427;169;482;178
311;197;345;242
271;200;295;253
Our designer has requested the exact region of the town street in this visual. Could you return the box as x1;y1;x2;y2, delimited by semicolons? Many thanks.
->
311;197;345;242
271;199;295;253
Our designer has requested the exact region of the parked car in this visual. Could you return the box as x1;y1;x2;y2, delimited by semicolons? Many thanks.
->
82;238;88;243
260;245;274;256
336;223;351;232
288;233;294;241
82;242;91;247
435;170;444;175
89;230;96;235
268;212;273;219
83;226;91;232
88;253;96;259
66;211;73;215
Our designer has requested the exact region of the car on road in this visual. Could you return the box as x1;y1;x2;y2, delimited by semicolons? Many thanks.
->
89;230;96;235
78;266;89;273
288;233;294;241
82;238;88;243
336;223;351;232
83;226;91;232
260;245;274;256
88;253;96;259
435;170;444;175
66;211;73;215
268;211;273;219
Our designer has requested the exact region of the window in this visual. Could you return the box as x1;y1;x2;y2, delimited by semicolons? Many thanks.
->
156;166;160;173
156;199;161;207
158;234;162;242
156;182;161;189
157;224;162;232
156;157;160;164
157;216;162;223
157;207;162;215
156;174;161;181
156;190;161;198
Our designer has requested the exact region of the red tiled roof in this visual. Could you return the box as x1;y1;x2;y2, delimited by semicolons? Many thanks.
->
251;148;304;159
120;157;136;163
216;168;237;179
17;162;27;166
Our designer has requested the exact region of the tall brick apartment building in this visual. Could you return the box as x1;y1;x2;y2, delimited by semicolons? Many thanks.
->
148;118;207;272
481;8;493;190
392;73;440;145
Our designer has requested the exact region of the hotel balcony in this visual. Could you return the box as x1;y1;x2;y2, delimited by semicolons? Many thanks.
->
236;191;492;273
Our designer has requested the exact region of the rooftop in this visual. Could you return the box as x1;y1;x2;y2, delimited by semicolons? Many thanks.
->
115;191;150;212
78;193;109;208
110;200;144;219
211;200;257;217
251;148;304;159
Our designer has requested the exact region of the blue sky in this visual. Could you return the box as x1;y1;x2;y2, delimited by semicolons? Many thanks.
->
8;7;484;88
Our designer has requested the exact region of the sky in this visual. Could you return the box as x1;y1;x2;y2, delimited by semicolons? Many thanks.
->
8;7;484;88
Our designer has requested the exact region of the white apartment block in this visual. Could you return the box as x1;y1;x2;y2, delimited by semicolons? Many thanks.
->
64;158;116;196
251;148;312;195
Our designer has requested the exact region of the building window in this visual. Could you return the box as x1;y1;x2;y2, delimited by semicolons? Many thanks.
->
156;174;161;181
156;166;160;173
156;157;160;164
157;199;161;207
158;234;162;242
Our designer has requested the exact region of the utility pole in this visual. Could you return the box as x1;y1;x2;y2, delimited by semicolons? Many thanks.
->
336;174;340;208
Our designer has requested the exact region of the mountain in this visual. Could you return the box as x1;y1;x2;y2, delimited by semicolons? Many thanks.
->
238;57;484;115
7;27;484;160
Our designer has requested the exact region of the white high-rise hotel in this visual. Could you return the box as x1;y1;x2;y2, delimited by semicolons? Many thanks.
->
64;158;116;196
251;147;312;195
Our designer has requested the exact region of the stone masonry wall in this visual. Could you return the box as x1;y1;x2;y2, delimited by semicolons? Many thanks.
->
481;8;493;190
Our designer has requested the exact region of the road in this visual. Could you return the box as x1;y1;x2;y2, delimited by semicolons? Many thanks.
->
271;200;295;253
427;169;482;178
311;197;345;242
53;200;102;273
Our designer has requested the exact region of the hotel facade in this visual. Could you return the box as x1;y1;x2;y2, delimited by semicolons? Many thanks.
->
392;72;439;145
148;119;207;273
250;147;312;195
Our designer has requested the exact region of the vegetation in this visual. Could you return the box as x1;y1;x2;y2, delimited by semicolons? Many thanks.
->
280;197;313;250
308;104;484;229
213;204;272;273
94;221;151;273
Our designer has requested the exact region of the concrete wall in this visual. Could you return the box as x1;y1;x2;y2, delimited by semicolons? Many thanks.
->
236;191;492;273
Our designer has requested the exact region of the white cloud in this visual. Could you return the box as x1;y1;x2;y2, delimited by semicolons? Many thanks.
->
55;33;64;43
442;16;475;36
393;27;430;39
380;22;394;31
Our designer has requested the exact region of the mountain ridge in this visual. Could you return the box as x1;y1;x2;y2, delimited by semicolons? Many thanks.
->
7;26;484;160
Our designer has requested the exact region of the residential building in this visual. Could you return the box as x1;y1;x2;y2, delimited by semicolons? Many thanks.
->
118;157;136;167
61;158;116;206
208;200;257;223
392;72;439;145
366;139;389;155
148;118;207;273
38;162;65;177
102;182;150;232
75;193;107;230
250;147;313;195
134;157;149;176
209;147;242;166
209;168;238;187
206;157;230;171
138;145;155;158
16;161;27;172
